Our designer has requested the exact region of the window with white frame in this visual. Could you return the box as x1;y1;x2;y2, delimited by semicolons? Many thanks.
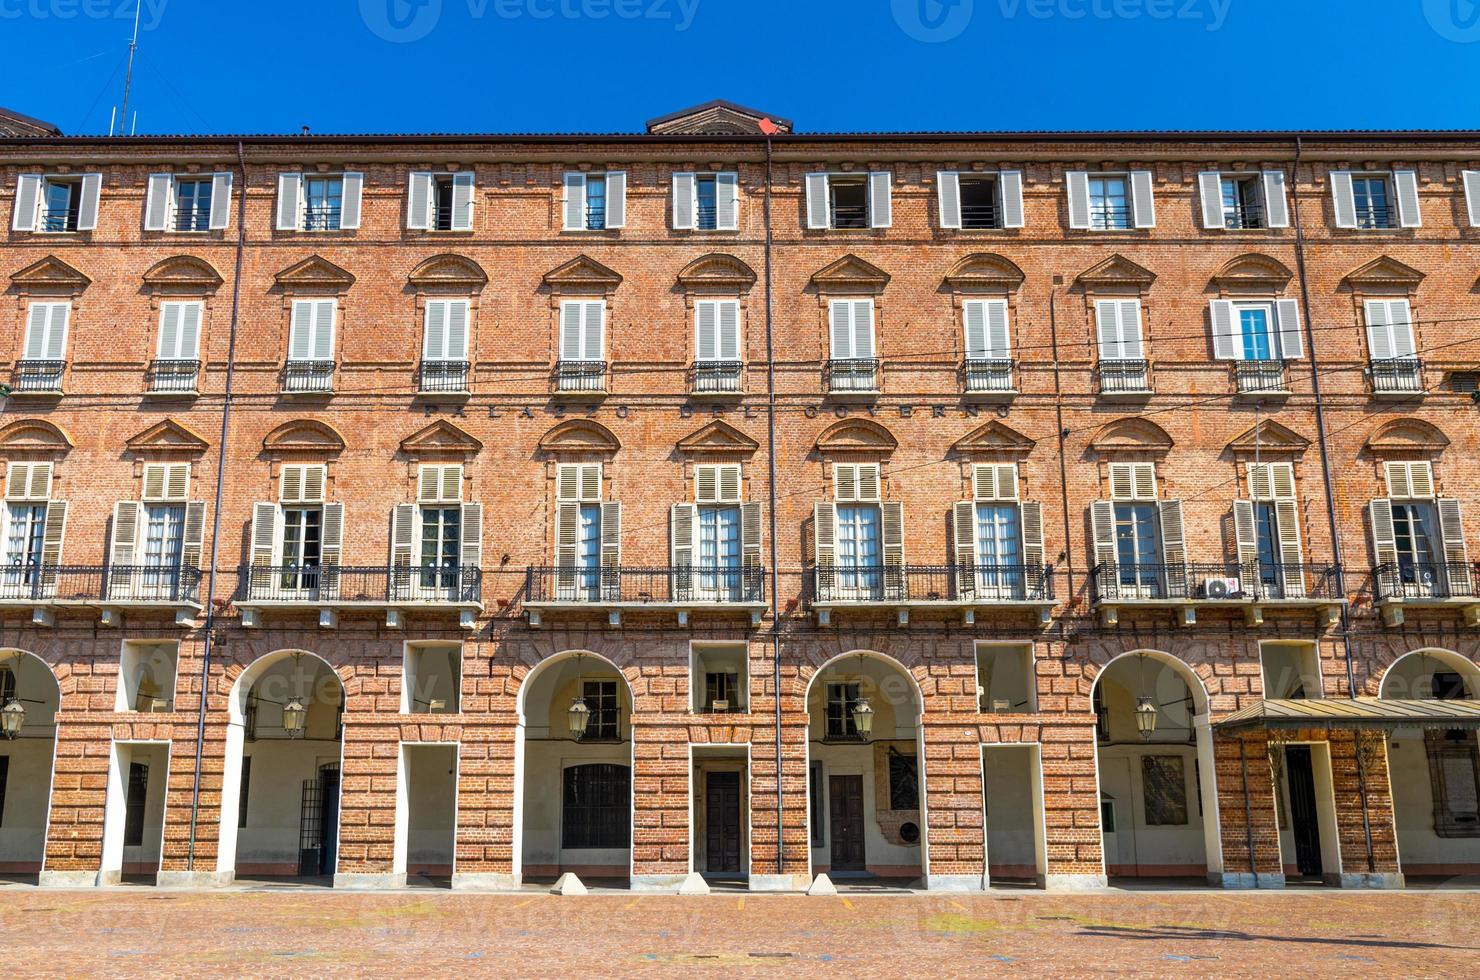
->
1068;170;1154;230
1095;299;1145;362
407;171;475;232
144;172;233;232
563;171;626;231
390;464;482;596
1370;461;1469;598
288;299;336;364
21;301;70;364
1;462;66;596
828;299;876;361
559;300;605;362
673;171;738;231
813;463;903;601
422;299;469;363
156;301;203;363
12;173;101;233
553;463;618;600
1331;170;1421;230
952;463;1046;600
938;170;1025;230
671;464;760;602
805;171;892;230
1232;463;1305;599
1209;299;1303;362
1090;463;1186;599
1364;299;1417;362
276;171;363;232
110;463;204;599
695;299;741;364
250;465;340;594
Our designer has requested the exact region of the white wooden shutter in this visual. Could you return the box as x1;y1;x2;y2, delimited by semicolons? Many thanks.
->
716;300;740;361
559;301;583;360
562;173;586;231
1275;498;1305;594
1274;299;1303;359
143;463;190;502
1158;500;1187;595
407;171;434;230
695;301;718;361
1438;499;1471;593
868;171;892;228
1464;171;1480;228
852;300;875;358
181;501;206;572
1091;501;1117;571
1130;170;1155;228
391;503;416;568
25;302;70;360
555;502;580;584
1209;300;1237;359
451;171;475;231
251;501;281;571
805;173;829;229
1096;300;1143;361
1393;169;1422;228
5;463;51;501
12;174;41;231
40;500;67;577
276;173;302;230
973;464;1018;501
741;501;762;581
312;300;336;360
951;500;976;594
695;464;741;504
158;301;202;359
145;173;173;231
423;300;448;360
1067;171;1090;230
999;170;1025;228
339;172;363;229
1366;299;1415;360
583;301;604;360
418;464;463;504
1198;171;1226;229
881;501;905;591
288;301;313;361
814;501;836;573
856;464;881;501
1109;462;1157;501
76;173;102;231
110;500;143;568
209;172;234;230
1021;501;1045;573
1369;499;1398;572
672;172;696;230
829;300;853;359
715;172;739;231
937;171;961;229
963;299;1010;359
1384;461;1434;500
599;501;621;572
320;502;344;577
460;503;482;571
280;464;327;504
1262;170;1290;228
1232;500;1258;569
834;463;859;502
604;171;626;229
963;300;987;360
1330;171;1357;228
671;503;698;569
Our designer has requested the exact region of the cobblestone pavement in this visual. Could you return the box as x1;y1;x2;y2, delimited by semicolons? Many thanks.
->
2;886;1477;977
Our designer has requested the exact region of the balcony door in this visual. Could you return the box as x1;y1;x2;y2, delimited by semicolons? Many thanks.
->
140;504;186;597
280;507;322;593
2;503;46;593
1392;501;1440;596
575;503;602;601
974;503;1023;598
1114;503;1161;597
835;504;881;600
698;504;741;601
1236;303;1275;361
418;506;461;595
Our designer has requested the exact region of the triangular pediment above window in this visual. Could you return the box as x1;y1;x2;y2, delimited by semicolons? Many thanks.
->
399;419;483;458
142;255;224;291
645;100;792;135
950;420;1036;458
408;253;488;291
1075;254;1157;289
1364;418;1449;457
124;419;209;456
537;419;621;454
809;254;890;294
1089;417;1174;457
262;419;347;456
273;255;356;290
943;253;1026;291
677;253;758;292
0;418;73;456
9;255;90;293
1225;420;1311;458
815;418;898;455
1342;256;1425;289
542;255;623;292
1211;253;1294;289
676;419;760;455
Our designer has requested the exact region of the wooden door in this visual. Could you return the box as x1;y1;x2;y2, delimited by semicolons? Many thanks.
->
829;774;865;871
705;771;742;873
1285;746;1324;878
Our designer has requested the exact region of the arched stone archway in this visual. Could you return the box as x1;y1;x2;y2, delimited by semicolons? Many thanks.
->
515;650;635;887
1090;651;1223;884
0;650;60;883
802;650;927;888
216;650;345;884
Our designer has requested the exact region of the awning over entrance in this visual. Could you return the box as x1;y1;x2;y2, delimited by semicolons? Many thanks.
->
1216;697;1480;732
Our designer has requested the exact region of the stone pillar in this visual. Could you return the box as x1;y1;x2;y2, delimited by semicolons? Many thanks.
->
1212;731;1284;888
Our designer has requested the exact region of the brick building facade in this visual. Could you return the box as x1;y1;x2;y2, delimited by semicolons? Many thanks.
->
1;100;1478;892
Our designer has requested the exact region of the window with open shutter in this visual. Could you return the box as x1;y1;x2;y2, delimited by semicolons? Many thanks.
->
937;170;962;229
1465;171;1480;229
1096;300;1144;361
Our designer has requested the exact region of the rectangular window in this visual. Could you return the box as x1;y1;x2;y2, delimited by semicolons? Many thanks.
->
581;679;619;741
1425;732;1480;837
561;762;630;848
974;503;1023;595
1220;175;1263;229
22;301;70;362
888;752;919;810
809;761;825;846
1235;303;1275;360
835;504;881;597
172;178;214;232
1141;755;1188;826
419;506;461;588
288;300;336;363
1114;503;1161;589
40;177;81;232
829;176;868;229
559;300;604;362
826;682;861;740
828;299;876;360
698;504;741;596
1089;175;1130;230
2;503;47;590
279;507;322;590
584;174;607;230
142;504;185;592
1352;176;1393;229
695;174;719;230
959;175;1001;229
1095;300;1144;362
705;671;740;711
303;176;344;231
422;299;469;361
123;762;149;847
156;301;203;367
694;299;741;363
1392;502;1439;587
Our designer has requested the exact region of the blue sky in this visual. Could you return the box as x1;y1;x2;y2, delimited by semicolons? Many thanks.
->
2;0;1478;135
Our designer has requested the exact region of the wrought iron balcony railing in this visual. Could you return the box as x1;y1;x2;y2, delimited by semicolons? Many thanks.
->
695;204;719;230
1091;562;1339;604
1369;358;1423;394
525;565;765;605
692;360;743;394
301;205;343;231
429;204;469;231
830;203;869;229
1235;359;1287;395
1088;204;1132;230
0;564;201;604
39;207;80;232
584;204;606;230
1373;561;1477;602
960;202;1001;229
1224;203;1265;229
148;359;201;393
12;360;64;393
418;360;470;393
1098;359;1150;395
1353;205;1395;230
963;358;1015;394
239;564;482;604
808;564;1055;605
555;360;607;393
825;358;880;394
281;360;335;394
173;206;212;232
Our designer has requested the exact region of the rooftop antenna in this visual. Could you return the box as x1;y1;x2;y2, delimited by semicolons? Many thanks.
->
118;0;143;135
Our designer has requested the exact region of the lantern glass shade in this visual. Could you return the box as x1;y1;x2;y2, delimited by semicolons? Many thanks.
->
282;699;307;738
1135;696;1158;739
851;697;875;737
568;697;590;737
0;699;24;739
